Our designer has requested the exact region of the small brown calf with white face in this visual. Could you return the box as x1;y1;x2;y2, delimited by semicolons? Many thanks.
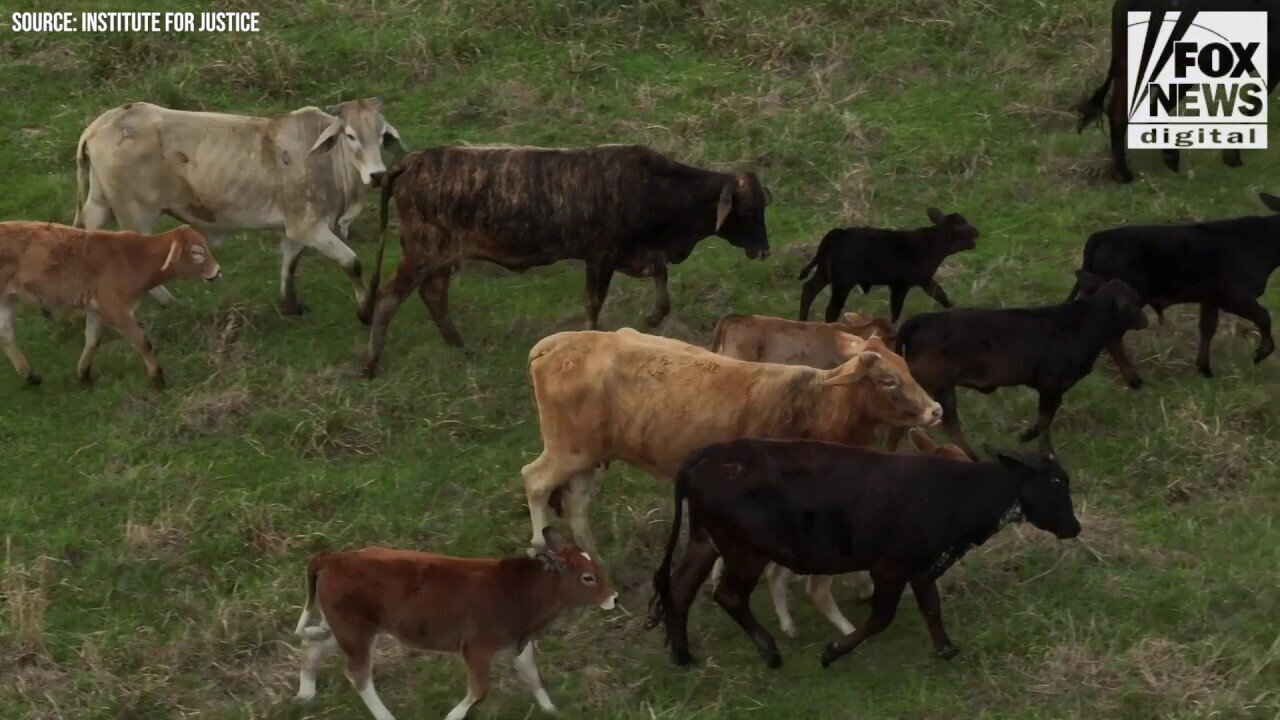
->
0;222;220;388
294;528;616;720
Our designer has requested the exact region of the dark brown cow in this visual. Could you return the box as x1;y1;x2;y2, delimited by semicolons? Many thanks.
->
359;144;771;376
294;528;615;720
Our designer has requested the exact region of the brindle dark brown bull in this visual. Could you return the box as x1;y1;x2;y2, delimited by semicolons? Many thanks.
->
358;144;771;376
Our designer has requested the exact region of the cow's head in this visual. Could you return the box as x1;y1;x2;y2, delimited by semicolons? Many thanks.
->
161;225;221;282
309;98;403;187
1073;271;1148;330
714;172;771;260
927;207;979;254
536;527;617;611
1259;192;1280;213
840;312;898;347
984;445;1081;540
822;336;942;428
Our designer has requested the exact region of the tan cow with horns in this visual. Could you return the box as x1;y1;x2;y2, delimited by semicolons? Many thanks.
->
522;328;942;553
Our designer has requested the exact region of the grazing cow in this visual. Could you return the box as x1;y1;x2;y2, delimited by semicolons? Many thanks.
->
75;98;401;313
1068;193;1280;382
294;528;615;720
0;223;220;387
797;208;978;323
523;329;941;555
359;144;771;376
648;439;1080;669
895;274;1148;459
754;429;973;639
1076;1;1280;184
710;312;897;368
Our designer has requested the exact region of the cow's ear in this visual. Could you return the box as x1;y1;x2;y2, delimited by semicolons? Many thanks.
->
715;182;734;232
927;207;945;224
1260;192;1280;213
910;428;937;453
985;444;1032;475
309;118;343;154
833;331;862;359
381;122;404;152
1074;269;1103;294
823;350;880;385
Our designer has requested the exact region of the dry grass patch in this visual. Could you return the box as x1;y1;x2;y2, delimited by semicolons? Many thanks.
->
124;503;195;560
0;546;54;658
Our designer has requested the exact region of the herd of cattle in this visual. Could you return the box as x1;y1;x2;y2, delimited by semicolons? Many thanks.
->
3;5;1279;714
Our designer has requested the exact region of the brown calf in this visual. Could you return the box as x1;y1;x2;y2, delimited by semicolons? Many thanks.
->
0;223;219;387
294;529;616;720
710;311;896;368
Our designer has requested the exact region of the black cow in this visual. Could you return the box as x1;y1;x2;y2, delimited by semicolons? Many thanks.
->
359;144;771;376
647;438;1081;669
894;275;1148;459
1076;0;1280;184
1068;192;1280;382
797;208;978;324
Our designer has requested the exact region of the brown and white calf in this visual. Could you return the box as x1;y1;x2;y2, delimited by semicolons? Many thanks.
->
293;529;616;720
0;222;220;387
710;311;896;368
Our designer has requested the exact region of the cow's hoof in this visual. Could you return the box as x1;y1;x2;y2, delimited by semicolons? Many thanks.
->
294;692;316;705
1254;346;1274;365
671;649;695;667
1198;365;1213;379
356;310;372;327
280;300;309;316
762;649;783;669
24;372;42;387
1126;377;1144;390
1112;168;1134;184
1017;428;1039;443
645;312;668;328
936;644;960;661
78;370;93;385
820;643;840;668
362;363;379;380
152;369;167;390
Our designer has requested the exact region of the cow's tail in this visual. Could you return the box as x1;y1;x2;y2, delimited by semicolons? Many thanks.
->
1076;63;1114;132
709;315;742;353
895;316;920;358
647;452;701;632
358;162;408;326
72;131;92;228
797;229;838;280
294;552;329;636
1066;235;1101;301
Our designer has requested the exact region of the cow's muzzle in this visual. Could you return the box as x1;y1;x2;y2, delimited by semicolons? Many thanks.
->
205;269;222;282
921;402;943;427
370;171;385;188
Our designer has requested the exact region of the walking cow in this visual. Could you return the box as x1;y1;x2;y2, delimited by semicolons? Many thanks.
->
1076;1;1280;184
75;98;402;313
359;144;771;376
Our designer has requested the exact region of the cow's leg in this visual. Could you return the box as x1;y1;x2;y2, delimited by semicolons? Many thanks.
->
1019;390;1062;456
300;225;367;310
713;551;780;668
100;306;165;389
824;279;854;323
1161;149;1181;173
937;386;977;460
343;636;396;720
0;297;38;385
1222;148;1243;168
513;642;556;714
1196;302;1220;377
1107;91;1134;184
76;310;104;383
522;452;594;549
1219;294;1275;367
447;645;492;720
820;573;906;668
646;264;671;327
805;574;856;636
919;279;953;309
888;284;910;324
364;257;428;378
664;531;719;666
850;571;875;600
765;564;797;637
78;197;114;230
562;469;599;555
910;576;957;660
279;238;308;315
1106;338;1144;389
799;265;830;321
296;633;337;703
417;268;464;348
584;262;615;330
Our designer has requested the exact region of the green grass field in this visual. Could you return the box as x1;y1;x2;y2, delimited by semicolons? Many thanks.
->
2;1;1278;717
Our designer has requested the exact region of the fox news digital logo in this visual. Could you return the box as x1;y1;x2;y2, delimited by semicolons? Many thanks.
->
1128;11;1267;150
